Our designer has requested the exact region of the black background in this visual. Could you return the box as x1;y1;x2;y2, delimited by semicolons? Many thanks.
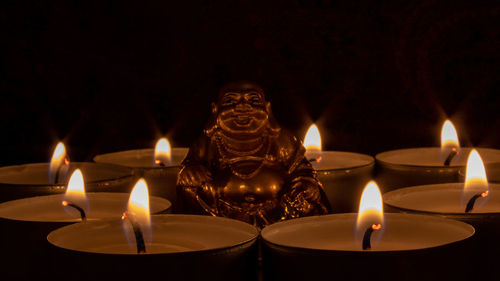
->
2;0;499;165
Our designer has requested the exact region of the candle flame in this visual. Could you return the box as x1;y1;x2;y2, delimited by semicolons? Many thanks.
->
154;138;171;166
126;178;151;228
464;149;489;193
441;120;460;151
122;178;152;252
356;181;384;230
62;169;88;218
65;169;86;197
304;124;322;152
49;142;70;184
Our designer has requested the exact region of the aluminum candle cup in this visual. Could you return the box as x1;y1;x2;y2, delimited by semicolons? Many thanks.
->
302;124;374;212
261;213;474;281
93;148;188;210
0;193;170;279
47;214;259;281
375;147;500;192
384;183;500;280
0;162;133;202
308;151;374;213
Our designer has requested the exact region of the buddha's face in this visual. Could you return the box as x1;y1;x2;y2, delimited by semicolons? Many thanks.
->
216;88;269;135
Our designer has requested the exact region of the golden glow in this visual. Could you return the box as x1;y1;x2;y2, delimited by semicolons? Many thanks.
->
304;124;322;152
64;169;86;201
441;120;460;151
126;178;151;228
464;149;489;193
154;138;171;165
356;181;384;229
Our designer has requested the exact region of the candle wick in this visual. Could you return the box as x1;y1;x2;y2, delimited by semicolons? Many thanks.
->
308;156;322;163
122;212;146;254
62;200;86;222
155;159;165;167
362;224;381;250
54;157;69;184
465;191;489;213
443;148;458;166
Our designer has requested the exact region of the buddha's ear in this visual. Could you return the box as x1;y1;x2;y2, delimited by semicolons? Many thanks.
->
204;102;219;137
265;101;281;136
211;102;218;114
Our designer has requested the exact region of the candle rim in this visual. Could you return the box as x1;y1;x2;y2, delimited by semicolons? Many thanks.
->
376;147;500;168
0;162;133;187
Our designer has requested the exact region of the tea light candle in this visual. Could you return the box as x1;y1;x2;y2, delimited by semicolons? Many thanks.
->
303;124;374;213
261;182;474;281
47;214;259;281
376;120;500;191
93;138;188;210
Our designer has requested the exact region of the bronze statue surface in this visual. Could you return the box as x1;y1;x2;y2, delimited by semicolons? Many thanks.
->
177;81;330;228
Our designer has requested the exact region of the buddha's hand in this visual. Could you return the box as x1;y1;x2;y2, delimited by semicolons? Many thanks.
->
177;164;213;187
283;179;325;217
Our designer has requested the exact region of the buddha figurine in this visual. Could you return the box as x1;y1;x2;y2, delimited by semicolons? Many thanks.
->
177;81;330;228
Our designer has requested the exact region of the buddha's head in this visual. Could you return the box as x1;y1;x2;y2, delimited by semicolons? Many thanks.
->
206;81;279;137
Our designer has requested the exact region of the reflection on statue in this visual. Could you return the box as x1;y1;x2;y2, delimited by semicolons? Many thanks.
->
177;81;330;228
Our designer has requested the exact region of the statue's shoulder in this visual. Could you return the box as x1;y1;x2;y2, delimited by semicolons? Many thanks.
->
274;129;301;146
184;134;215;162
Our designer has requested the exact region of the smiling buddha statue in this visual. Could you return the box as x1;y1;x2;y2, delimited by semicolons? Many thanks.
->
177;81;330;228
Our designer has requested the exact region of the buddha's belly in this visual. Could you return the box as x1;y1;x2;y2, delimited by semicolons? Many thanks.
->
214;166;286;205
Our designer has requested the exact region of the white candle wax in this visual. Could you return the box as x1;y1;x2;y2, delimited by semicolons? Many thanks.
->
376;147;500;191
93;148;188;209
0;193;171;222
0;162;134;201
262;213;473;251
307;151;373;170
383;183;500;214
48;214;258;254
306;151;374;213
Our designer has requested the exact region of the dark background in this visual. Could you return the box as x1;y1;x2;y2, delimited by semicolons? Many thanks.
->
1;0;499;165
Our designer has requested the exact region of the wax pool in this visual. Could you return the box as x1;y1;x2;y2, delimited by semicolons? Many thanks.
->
261;213;474;281
93;148;188;209
376;147;500;191
307;151;374;213
0;192;171;222
47;214;259;281
383;183;500;214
